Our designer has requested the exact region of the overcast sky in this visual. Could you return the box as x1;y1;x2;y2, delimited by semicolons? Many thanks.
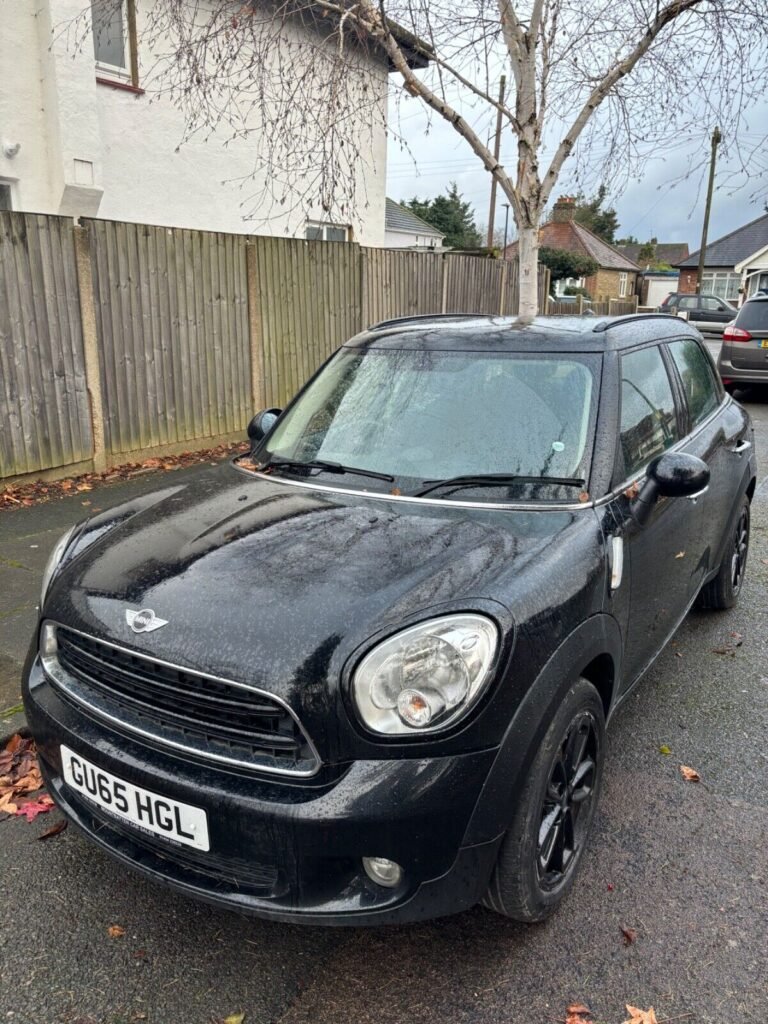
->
386;95;768;250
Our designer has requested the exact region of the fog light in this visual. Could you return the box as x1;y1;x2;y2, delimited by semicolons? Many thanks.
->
362;856;403;888
41;623;58;658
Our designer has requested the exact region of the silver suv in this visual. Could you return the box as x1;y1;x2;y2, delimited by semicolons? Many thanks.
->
718;295;768;391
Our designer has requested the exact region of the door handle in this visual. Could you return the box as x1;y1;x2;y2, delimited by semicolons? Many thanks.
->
728;439;752;455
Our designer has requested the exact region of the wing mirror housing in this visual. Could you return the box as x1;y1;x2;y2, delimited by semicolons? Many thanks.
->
631;452;710;526
247;408;282;446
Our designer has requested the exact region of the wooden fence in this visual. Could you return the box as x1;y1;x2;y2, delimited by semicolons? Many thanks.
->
1;211;552;483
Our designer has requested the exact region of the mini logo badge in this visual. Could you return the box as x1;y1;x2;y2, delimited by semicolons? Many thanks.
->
126;608;168;634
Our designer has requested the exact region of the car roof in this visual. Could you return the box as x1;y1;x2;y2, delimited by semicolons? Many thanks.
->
345;313;701;353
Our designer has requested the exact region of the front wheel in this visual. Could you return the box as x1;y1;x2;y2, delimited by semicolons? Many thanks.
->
696;496;750;610
484;678;605;922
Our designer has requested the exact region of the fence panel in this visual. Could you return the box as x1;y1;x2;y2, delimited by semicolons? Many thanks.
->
252;237;362;407
0;212;92;477
86;220;251;455
445;255;504;314
361;248;444;326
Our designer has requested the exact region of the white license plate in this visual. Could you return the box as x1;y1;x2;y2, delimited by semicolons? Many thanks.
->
60;745;209;851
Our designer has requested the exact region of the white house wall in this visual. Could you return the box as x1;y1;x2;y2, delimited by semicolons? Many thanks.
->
0;0;388;244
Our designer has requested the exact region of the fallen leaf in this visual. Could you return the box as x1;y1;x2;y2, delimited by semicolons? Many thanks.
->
38;819;68;840
75;482;92;492
680;765;701;782
390;487;402;496
659;744;671;755
623;1006;658;1024
621;925;638;946
578;491;590;503
565;1004;592;1024
223;1014;246;1024
108;924;126;938
15;795;54;821
729;631;744;646
607;883;615;892
674;550;685;559
624;482;640;499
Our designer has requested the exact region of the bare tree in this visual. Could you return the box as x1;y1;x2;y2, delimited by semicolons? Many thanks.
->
71;1;768;315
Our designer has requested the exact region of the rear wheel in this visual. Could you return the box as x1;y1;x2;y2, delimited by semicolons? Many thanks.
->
484;678;605;922
696;496;750;610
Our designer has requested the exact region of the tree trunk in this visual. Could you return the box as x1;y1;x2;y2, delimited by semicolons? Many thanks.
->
518;223;540;318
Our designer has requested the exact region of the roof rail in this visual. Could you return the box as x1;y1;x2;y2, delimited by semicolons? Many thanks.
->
368;313;492;331
591;312;683;333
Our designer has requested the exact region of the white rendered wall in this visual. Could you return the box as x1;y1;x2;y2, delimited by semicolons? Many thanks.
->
0;1;388;244
384;229;443;249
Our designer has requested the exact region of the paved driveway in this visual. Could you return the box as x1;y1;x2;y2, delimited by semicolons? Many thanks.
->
1;389;767;1024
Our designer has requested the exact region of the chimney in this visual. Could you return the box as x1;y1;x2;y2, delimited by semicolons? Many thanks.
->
552;196;576;223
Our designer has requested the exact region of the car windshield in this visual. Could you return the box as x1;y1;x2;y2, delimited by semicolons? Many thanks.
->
735;300;768;330
258;346;601;501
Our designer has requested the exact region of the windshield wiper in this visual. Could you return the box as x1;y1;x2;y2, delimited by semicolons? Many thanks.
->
261;455;394;483
413;474;586;498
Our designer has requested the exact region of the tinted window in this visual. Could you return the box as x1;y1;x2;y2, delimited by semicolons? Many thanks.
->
619;346;679;477
678;297;698;310
668;339;719;426
702;297;721;311
735;300;768;331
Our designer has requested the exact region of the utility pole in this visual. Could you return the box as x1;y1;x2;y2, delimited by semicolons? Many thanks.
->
695;126;721;295
486;75;506;249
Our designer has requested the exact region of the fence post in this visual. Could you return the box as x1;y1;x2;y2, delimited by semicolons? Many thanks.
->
246;241;266;411
72;224;107;474
499;260;508;316
578;294;584;315
441;256;449;313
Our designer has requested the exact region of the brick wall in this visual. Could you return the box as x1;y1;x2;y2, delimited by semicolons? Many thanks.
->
678;268;697;293
584;269;637;300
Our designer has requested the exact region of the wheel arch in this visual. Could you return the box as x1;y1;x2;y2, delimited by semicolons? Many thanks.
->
462;614;622;848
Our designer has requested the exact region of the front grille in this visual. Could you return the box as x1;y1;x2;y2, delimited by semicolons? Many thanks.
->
46;624;320;776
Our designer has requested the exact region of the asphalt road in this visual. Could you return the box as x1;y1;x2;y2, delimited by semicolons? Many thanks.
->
1;374;767;1024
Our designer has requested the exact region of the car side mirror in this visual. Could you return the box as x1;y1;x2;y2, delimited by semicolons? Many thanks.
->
631;452;710;526
247;408;282;445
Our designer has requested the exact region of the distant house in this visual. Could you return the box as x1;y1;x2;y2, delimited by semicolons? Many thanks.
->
676;212;768;303
504;196;639;300
384;199;445;250
615;241;688;307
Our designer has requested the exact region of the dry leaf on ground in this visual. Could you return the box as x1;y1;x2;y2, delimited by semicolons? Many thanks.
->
621;925;638;946
565;1003;592;1024
674;550;685;559
680;765;701;782
623;1005;658;1024
107;925;126;938
0;733;47;817
15;795;54;821
221;1014;246;1024
38;819;68;840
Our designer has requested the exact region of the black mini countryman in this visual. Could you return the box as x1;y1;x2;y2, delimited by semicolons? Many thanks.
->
24;313;756;925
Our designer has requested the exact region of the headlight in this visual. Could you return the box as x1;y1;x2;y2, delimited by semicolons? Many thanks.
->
351;614;499;735
40;526;76;607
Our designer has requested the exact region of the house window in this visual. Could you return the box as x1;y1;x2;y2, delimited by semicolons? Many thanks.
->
305;221;349;242
618;272;628;298
0;182;12;211
701;271;740;302
92;0;139;87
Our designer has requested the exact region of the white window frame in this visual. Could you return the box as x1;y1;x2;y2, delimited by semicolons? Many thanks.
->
618;272;628;298
305;221;350;242
701;270;740;302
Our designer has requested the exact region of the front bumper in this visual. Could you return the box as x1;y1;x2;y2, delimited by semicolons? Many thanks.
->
24;655;502;925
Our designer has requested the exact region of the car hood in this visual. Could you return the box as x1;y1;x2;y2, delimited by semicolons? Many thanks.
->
47;464;603;741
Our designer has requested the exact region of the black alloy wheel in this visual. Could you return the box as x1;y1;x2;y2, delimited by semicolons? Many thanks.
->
697;495;750;610
536;711;599;891
484;677;605;922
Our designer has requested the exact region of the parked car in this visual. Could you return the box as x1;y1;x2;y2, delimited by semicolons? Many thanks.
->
658;292;737;333
548;294;593;311
24;312;756;926
717;294;768;392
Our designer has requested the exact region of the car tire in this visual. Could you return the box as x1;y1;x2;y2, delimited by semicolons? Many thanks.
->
483;678;605;922
696;496;750;610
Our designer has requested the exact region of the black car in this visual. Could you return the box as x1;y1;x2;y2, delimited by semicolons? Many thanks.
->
24;312;756;926
718;294;768;391
659;292;737;333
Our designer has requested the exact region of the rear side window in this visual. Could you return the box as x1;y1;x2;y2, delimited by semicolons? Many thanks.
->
678;297;698;310
735;301;768;331
668;339;719;426
619;346;679;478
